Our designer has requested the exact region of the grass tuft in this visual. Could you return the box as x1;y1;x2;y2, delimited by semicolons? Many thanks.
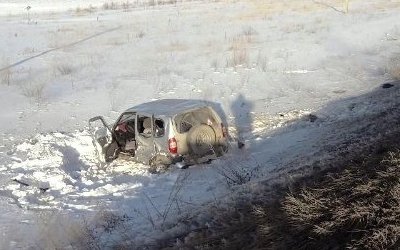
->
22;82;46;102
57;64;73;75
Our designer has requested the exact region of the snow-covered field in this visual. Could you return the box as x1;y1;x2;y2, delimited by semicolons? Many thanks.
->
1;0;400;248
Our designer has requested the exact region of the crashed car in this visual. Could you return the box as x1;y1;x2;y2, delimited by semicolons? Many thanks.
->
89;99;229;171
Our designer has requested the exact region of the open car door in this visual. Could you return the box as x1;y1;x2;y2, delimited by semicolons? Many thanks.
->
88;116;119;163
134;114;156;164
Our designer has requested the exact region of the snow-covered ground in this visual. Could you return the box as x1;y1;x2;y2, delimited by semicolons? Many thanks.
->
1;0;400;248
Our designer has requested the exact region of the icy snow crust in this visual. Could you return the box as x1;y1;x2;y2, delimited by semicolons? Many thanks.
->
1;0;400;248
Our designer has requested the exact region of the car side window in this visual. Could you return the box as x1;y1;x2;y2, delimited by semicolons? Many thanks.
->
137;115;152;138
154;118;165;138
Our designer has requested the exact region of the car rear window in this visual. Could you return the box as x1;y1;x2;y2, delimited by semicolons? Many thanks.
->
174;107;217;133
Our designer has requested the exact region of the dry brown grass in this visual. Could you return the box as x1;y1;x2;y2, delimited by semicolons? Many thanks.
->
22;82;46;102
371;1;400;11
170;144;400;250
0;68;12;86
236;0;329;20
226;36;249;68
0;57;12;85
75;5;96;15
162;40;189;52
103;2;119;10
281;150;400;249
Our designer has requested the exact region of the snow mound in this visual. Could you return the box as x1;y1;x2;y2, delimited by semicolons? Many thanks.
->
2;130;150;210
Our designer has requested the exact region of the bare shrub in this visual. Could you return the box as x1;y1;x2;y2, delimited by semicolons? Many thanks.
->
102;2;110;10
103;2;119;10
282;23;305;33
122;1;131;11
217;156;260;187
232;47;248;67
217;163;252;187
22;81;46;102
226;38;249;68
148;0;156;7
225;30;255;69
256;51;268;72
130;172;190;233
0;57;12;85
136;30;145;39
242;26;258;42
167;0;177;4
75;5;96;15
57;64;73;75
0;68;12;85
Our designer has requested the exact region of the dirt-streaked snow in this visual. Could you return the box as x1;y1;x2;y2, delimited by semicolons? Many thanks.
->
1;0;400;248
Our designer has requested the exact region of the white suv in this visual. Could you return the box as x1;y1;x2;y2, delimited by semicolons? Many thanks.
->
89;99;228;172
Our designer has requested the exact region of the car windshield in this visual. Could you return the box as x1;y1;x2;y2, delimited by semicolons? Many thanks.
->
117;112;136;124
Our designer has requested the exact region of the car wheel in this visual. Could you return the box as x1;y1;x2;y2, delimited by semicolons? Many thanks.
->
187;124;217;156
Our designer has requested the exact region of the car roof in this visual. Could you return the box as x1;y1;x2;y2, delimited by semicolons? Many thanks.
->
125;99;213;117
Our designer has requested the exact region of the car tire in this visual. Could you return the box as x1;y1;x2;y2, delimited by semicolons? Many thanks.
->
187;124;217;156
